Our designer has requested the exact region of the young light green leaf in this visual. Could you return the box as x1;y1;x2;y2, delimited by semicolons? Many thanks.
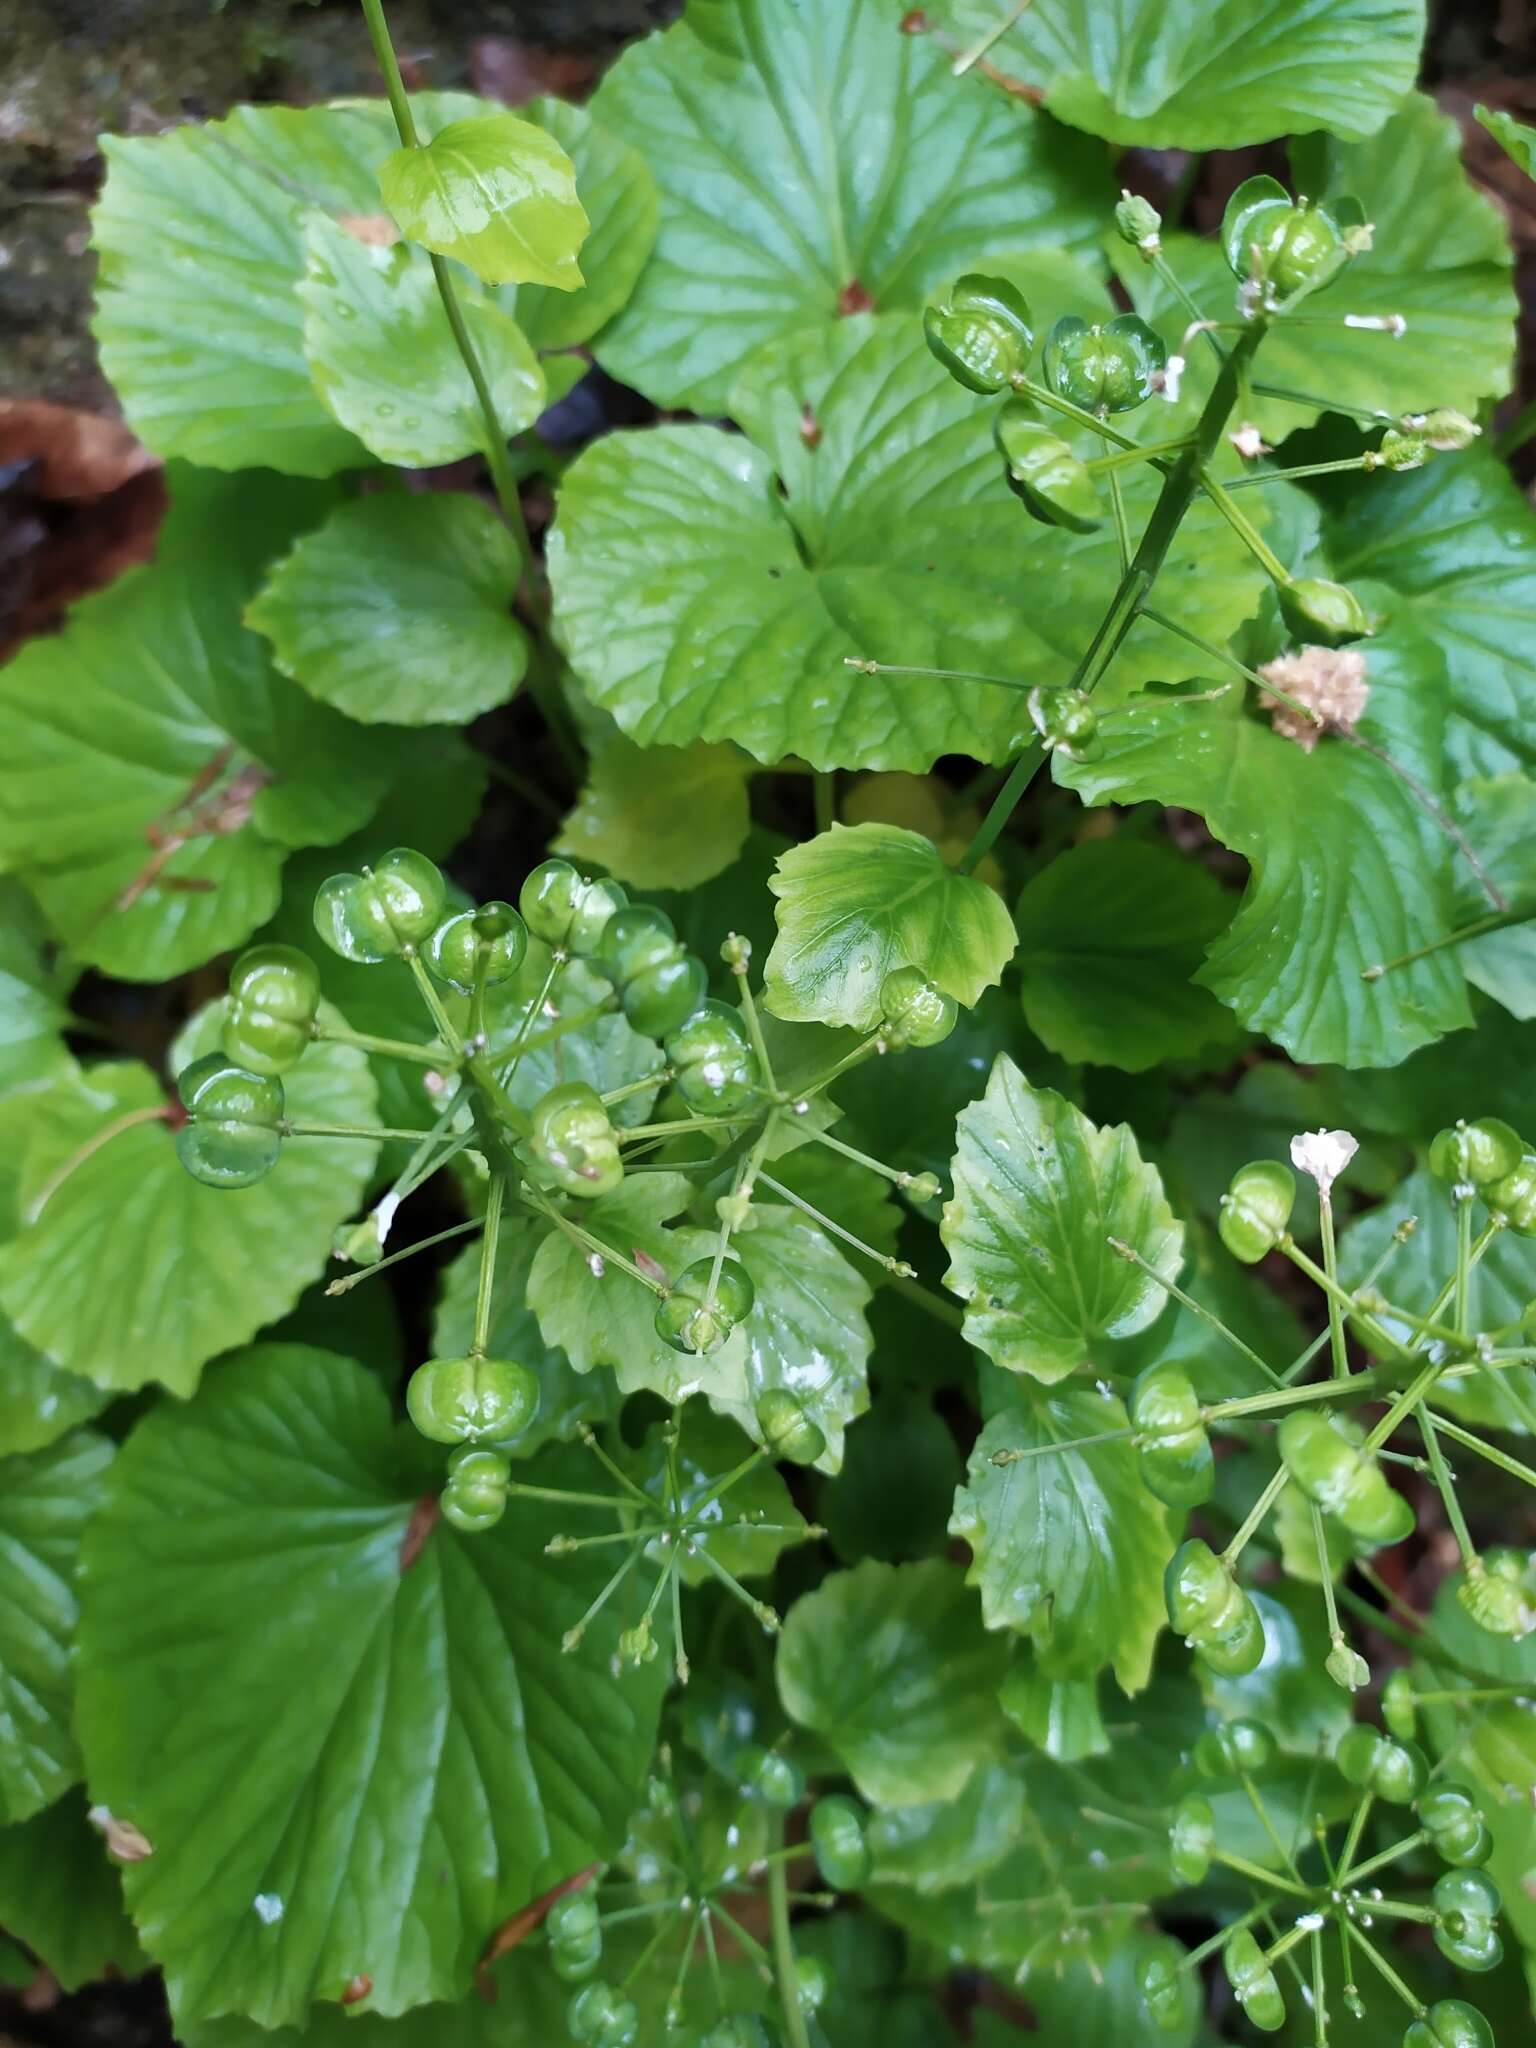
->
1117;94;1515;439
247;492;527;726
928;0;1425;149
942;1056;1183;1383
1056;628;1474;1067
0;1791;146;1992
1322;449;1536;781
555;737;752;890
299;213;545;470
0;1430;113;1823
776;1559;1008;1806
765;823;1016;1030
0;469;400;981
589;0;1110;411
1477;104;1536;180
549;314;1268;771
0;1002;378;1398
378;114;588;289
950;1386;1173;1691
1013;838;1242;1071
0;1315;109;1458
74;1344;664;2027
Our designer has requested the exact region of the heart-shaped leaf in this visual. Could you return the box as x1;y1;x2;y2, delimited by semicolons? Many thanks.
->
1055;626;1475;1066
549;312;1269;771
0;1430;113;1823
555;738;752;890
0;1001;379;1397
247;491;527;726
765;823;1017;1030
776;1559;1008;1806
942;1056;1184;1382
588;0;1112;412
927;0;1426;148
0;469;400;980
74;1343;665;2027
949;1385;1173;1691
378;114;588;289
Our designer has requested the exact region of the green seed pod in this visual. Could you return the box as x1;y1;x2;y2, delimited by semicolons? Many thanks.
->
1278;1408;1415;1546
1457;1550;1533;1636
1164;1538;1266;1676
1028;686;1102;762
1432;1869;1503;1973
665;999;761;1116
406;1355;539;1446
738;1742;803;1809
1327;1640;1370;1692
1168;1793;1215;1885
809;1794;871;1891
1135;1934;1195;2035
567;1980;639;2048
1218;1160;1295;1264
528;1081;624;1199
425;901;528;994
1419;1782;1494;1869
1131;1362;1213;1509
1224;1927;1285;2032
655;1255;756;1356
1415;410;1481;452
1381;1667;1417;1742
1486;1158;1536;1235
756;1387;827;1467
1429;1118;1525;1190
314;848;446;963
175;1055;285;1190
1115;191;1163;256
1042;313;1167;414
903;1171;942;1204
878;964;958;1048
994;401;1103;532
518;859;628;956
222;944;320;1077
1277;576;1375;648
1372;429;1427;472
922;273;1034;394
1194;1718;1276;1779
1220;176;1352;298
1336;1724;1428;1805
1404;2000;1496;2048
441;1446;512;1533
595;904;709;1039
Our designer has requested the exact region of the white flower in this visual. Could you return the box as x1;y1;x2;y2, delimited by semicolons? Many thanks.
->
1259;646;1369;753
1290;1128;1359;1198
1230;422;1270;460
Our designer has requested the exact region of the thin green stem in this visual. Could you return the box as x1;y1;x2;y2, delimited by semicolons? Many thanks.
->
282;1120;426;1141
1212;1846;1310;1897
1196;469;1292;583
1364;906;1534;981
1224;455;1377;489
769;1821;813;2048
325;1215;480;1295
1221;1462;1291;1565
1335;1791;1374;1885
1425;1410;1536;1493
1455;1192;1474;1341
1317;1191;1350;1379
311;1020;452;1065
1086;435;1196;475
1417;1407;1477;1567
519;1191;669;1296
1106;460;1131;574
758;1168;910;1274
1342;1831;1428;1888
882;1266;966;1331
1108;1236;1282;1386
471;1174;505;1356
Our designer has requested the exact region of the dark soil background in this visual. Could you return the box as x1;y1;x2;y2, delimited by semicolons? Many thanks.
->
1;2;1534;2041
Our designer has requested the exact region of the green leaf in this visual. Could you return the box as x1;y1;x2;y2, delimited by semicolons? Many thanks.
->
92;95;632;474
0;1430;112;1823
950;1385;1173;1690
822;1386;961;1564
1056;626;1474;1067
1117;94;1516;439
1202;1585;1354;1754
0;1002;378;1397
765;822;1016;1029
624;1401;807;1584
0;1790;146;1991
1323;448;1536;781
555;737;752;890
379;113;588;289
1013;837;1243;1070
776;1558;1008;1805
1342;1167;1536;1435
549;311;1268;771
866;1760;1025;1894
433;1223;621;1458
0;1313;109;1458
1477;104;1536;180
299;212;545;470
74;1343;664;2028
0;469;400;980
0;880;74;1099
928;0;1424;148
942;1055;1183;1382
247;491;527;726
588;0;1110;412
1451;776;1536;1017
